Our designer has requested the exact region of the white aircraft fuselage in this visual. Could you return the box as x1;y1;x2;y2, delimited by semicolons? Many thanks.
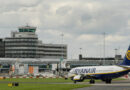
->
69;65;129;79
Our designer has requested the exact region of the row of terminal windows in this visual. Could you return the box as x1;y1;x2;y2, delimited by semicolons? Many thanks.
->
39;46;67;49
5;51;36;53
5;45;67;49
5;55;66;58
5;41;38;43
35;54;66;56
5;39;38;42
3;48;66;52
5;49;36;51
5;53;36;55
5;43;37;46
38;50;66;52
5;56;36;57
5;37;38;39
5;45;37;47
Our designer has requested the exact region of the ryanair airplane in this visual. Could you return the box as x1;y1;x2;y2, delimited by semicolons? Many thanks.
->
68;45;130;84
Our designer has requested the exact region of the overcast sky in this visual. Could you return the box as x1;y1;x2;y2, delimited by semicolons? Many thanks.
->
0;0;130;59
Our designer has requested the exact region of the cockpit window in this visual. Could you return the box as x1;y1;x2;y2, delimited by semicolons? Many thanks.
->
70;69;75;74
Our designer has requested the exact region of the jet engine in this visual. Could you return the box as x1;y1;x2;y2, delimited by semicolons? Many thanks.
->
73;75;84;82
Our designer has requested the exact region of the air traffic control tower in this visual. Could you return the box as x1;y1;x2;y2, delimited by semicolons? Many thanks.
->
12;25;37;38
19;25;36;32
4;25;38;58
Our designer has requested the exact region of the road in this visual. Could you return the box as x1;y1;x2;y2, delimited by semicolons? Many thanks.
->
76;80;130;90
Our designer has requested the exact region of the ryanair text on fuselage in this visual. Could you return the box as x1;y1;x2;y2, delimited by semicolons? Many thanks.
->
75;68;96;74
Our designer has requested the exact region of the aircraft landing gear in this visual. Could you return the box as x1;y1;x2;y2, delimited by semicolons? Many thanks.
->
74;80;77;84
105;79;112;84
89;79;95;84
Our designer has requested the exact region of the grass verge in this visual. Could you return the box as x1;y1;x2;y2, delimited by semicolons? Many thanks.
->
0;78;72;83
0;83;91;90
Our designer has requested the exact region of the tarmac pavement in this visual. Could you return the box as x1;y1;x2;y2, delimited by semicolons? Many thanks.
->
76;80;130;90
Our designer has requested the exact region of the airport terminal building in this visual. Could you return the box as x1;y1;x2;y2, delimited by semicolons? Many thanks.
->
1;25;67;59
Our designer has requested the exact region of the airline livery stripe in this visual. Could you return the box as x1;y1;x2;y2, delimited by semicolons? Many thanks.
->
87;69;129;75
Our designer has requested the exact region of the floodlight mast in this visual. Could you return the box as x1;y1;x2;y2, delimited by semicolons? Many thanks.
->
103;32;106;65
59;33;64;76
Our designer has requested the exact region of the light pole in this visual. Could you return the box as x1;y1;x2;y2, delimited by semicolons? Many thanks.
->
114;48;118;64
114;48;118;56
59;33;64;76
61;33;64;59
79;48;82;60
103;32;106;65
79;48;82;55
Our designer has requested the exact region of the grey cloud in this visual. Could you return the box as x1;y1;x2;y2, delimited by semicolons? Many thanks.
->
0;0;42;13
56;6;72;16
0;0;130;58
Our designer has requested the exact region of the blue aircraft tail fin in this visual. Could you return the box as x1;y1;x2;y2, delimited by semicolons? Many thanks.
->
120;45;130;66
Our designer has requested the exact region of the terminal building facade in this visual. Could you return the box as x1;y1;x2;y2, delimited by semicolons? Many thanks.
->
0;39;5;57
1;25;67;59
